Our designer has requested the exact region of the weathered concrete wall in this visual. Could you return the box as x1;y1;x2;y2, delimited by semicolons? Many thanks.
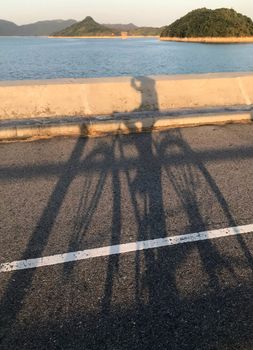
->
0;73;253;120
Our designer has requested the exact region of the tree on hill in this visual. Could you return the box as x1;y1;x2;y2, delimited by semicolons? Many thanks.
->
129;27;162;36
53;16;120;36
161;8;253;38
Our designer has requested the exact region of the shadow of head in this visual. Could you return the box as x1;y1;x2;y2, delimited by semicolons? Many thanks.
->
131;76;159;111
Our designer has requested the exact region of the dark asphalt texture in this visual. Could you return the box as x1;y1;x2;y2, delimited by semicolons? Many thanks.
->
0;124;253;349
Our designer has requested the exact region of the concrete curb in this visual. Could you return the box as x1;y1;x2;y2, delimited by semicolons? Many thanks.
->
0;109;252;141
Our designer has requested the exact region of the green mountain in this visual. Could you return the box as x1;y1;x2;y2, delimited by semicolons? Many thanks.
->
103;23;139;31
0;19;76;36
53;16;120;36
105;23;162;36
129;27;162;36
161;8;253;38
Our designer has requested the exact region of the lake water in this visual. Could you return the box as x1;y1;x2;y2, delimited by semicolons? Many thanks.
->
0;37;253;81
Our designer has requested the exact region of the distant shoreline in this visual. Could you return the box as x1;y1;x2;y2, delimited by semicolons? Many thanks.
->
48;35;159;39
160;37;253;43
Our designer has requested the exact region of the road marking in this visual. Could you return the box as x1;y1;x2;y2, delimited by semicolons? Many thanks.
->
1;224;253;273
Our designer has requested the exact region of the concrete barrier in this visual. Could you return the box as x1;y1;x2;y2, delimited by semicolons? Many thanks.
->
1;73;253;120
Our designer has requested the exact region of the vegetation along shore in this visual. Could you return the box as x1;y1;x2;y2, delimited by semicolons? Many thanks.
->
160;8;253;43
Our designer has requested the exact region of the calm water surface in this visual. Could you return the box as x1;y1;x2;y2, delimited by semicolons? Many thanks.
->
0;37;253;80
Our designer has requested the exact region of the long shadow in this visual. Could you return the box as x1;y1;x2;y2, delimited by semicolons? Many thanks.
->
0;137;88;341
119;134;184;309
63;140;115;277
102;80;176;301
101;77;167;315
156;131;240;294
101;137;122;314
157;130;253;274
101;77;184;317
102;77;163;317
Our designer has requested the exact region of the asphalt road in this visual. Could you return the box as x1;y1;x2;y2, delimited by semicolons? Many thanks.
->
0;124;253;350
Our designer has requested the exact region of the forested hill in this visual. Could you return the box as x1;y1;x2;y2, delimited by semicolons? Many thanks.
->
0;19;76;36
161;8;253;37
53;17;119;36
53;17;162;36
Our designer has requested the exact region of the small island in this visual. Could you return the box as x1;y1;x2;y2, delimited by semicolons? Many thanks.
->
160;8;253;43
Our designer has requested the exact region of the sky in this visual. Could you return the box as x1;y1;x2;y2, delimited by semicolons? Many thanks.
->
1;0;253;26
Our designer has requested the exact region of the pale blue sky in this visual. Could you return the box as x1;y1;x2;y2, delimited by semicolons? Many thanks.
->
1;0;253;26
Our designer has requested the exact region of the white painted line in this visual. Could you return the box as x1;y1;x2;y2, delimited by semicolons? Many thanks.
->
1;224;253;273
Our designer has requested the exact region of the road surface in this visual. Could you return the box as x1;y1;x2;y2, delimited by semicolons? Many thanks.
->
0;124;253;349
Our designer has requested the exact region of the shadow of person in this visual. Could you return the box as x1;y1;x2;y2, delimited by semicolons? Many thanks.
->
101;77;167;315
131;76;159;112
